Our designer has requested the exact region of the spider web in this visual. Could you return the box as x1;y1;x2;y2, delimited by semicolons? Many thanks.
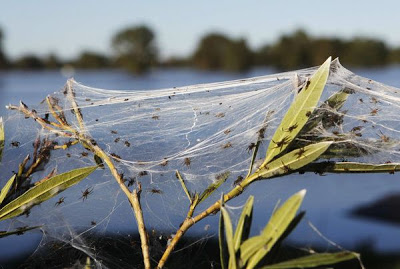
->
1;59;399;268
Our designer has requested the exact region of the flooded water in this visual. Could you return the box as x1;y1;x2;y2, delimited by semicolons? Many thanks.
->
1;66;400;266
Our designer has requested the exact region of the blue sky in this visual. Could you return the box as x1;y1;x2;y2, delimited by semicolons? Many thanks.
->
0;0;399;60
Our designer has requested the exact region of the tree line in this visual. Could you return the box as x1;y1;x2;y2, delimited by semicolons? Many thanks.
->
1;26;400;73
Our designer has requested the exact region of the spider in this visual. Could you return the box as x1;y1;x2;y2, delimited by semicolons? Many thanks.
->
124;141;131;147
91;221;97;226
222;142;232;149
224;129;231;135
379;130;390;142
81;152;89;157
281;161;292;173
184;157;191;167
148;188;163;195
10;141;20;148
215;112;225;118
160;159;168;166
127;177;136;187
81;187;94;201
114;137;120;143
110;153;121;162
370;108;379;116
272;136;291;151
54;197;65;207
138;171;148;177
285;123;298;133
247;143;256;153
233;176;244;187
152;115;160;120
303;79;311;90
305;111;312;117
294;147;307;159
111;130;118;134
351;126;363;132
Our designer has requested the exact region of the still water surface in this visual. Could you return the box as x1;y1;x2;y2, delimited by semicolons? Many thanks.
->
0;66;400;264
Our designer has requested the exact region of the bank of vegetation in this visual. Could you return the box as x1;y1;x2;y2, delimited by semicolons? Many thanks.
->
0;26;400;73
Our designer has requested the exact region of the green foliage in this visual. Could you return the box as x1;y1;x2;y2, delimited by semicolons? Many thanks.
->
192;33;253;72
74;51;110;69
14;54;45;69
112;25;158;73
219;190;358;268
0;166;97;221
263;57;331;164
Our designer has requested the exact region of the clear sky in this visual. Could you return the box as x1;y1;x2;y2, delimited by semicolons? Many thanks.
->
0;0;399;60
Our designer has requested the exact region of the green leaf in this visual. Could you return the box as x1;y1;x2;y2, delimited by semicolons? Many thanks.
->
198;171;230;204
0;166;97;221
219;196;227;269
300;87;353;134
0;174;16;205
263;57;331;165
221;207;237;269
0;117;4;162
247;141;332;183
233;195;254;251
240;189;306;268
0;225;41;238
176;170;192;202
260;251;359;269
302;161;400;174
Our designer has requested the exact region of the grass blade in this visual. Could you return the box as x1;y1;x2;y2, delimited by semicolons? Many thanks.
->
0;117;4;162
0;166;97;221
263;57;331;165
219;196;227;269
260;251;359;269
240;190;306;268
176;170;192;202
221;207;237;269
0;174;16;205
233;195;254;251
198;171;230;204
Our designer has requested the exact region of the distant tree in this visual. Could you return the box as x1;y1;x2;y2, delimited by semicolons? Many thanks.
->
74;51;110;69
254;44;271;66
268;29;312;70
43;53;62;69
309;38;345;66
389;48;400;63
14;55;44;69
111;25;158;73
192;33;252;72
0;27;9;69
341;38;389;66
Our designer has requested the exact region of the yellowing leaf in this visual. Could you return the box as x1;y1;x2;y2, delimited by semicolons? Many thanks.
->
0;174;16;205
0;166;97;221
263;57;331;165
260;251;359;269
240;189;306;268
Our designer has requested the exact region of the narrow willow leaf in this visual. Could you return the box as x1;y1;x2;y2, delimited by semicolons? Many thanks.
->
94;154;104;168
0;166;97;221
0;174;16;205
263;57;331;165
240;190;306;268
260;251;359;269
221;207;237;269
176;170;192;202
233;195;254;251
0;117;4;162
302;161;400;174
0;225;41;238
198;171;230;204
84;257;91;269
301;87;353;134
246;141;332;184
219;197;227;269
